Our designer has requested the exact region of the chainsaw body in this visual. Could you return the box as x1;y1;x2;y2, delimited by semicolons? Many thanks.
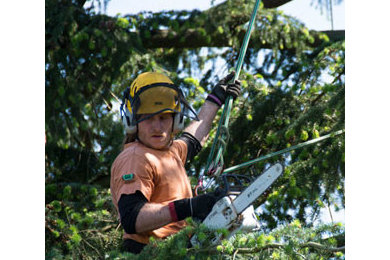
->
191;163;284;246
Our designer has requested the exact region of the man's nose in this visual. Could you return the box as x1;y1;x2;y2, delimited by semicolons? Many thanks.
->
150;116;163;130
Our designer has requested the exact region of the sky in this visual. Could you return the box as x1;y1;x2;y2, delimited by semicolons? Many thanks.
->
101;0;345;31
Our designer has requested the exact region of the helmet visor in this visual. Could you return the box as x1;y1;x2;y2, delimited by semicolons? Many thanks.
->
134;86;180;114
131;85;199;123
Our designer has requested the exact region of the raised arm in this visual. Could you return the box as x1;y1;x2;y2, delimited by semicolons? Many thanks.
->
184;71;241;146
183;100;220;147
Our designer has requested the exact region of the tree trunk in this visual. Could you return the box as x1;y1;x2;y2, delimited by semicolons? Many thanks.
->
263;0;293;8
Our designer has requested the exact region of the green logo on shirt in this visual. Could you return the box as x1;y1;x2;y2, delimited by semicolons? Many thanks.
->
122;173;134;181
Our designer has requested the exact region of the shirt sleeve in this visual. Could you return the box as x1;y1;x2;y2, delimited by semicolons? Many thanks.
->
111;151;156;204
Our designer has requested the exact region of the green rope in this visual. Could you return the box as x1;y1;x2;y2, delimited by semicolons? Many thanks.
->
223;129;345;174
203;0;262;178
196;0;344;194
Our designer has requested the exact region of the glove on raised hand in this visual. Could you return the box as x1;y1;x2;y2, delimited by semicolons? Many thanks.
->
206;71;241;107
169;188;226;222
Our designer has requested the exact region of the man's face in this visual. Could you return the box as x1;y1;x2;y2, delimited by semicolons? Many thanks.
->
137;113;174;150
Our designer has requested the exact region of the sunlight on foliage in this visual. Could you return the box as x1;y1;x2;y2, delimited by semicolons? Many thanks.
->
46;0;344;258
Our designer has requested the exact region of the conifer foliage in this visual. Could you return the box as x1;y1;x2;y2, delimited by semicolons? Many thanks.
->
46;0;345;258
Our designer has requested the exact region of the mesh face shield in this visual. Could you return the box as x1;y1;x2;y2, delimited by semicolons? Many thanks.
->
134;85;179;114
121;82;199;126
130;83;199;123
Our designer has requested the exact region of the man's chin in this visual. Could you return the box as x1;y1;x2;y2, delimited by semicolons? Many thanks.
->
148;139;170;150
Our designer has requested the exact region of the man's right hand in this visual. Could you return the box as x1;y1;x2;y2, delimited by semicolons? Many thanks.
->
169;188;226;222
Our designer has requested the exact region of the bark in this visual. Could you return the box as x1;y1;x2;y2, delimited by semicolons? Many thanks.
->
321;30;345;42
263;0;293;8
210;0;294;10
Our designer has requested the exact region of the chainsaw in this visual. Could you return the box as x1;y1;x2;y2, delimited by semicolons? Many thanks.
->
191;163;284;245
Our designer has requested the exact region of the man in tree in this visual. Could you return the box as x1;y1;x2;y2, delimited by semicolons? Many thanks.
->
110;71;241;254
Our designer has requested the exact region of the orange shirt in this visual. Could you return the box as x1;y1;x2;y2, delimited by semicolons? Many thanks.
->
110;139;192;244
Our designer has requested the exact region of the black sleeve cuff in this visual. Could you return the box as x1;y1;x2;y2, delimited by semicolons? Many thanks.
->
118;191;148;234
178;132;202;162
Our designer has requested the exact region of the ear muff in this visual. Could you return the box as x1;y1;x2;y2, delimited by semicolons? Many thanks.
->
173;112;185;134
173;103;188;134
120;88;137;134
122;104;137;134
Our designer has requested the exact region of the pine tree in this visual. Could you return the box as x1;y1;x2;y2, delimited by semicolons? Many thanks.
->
45;0;345;258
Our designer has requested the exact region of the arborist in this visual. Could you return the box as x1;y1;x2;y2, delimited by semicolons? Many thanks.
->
110;71;241;254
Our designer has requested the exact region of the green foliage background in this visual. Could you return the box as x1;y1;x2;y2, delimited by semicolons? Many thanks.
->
45;0;345;258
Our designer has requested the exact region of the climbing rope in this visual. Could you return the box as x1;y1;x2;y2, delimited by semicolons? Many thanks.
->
195;0;262;195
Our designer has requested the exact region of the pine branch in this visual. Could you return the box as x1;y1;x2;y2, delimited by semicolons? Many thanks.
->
311;91;326;106
301;242;345;252
188;241;344;255
136;28;344;50
82;238;103;258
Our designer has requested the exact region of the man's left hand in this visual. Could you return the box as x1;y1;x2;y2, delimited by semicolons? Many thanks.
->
206;71;242;107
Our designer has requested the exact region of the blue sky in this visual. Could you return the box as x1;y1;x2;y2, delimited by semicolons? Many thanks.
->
101;0;345;31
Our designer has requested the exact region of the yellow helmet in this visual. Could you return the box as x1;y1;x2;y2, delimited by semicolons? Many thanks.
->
127;72;181;115
120;72;198;134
